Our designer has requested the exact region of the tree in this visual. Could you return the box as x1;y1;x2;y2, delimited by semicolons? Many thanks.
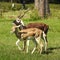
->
45;0;50;16
35;0;39;10
39;0;45;17
35;0;50;18
11;0;12;3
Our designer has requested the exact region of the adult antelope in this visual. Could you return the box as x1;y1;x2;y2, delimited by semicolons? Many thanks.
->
11;23;46;54
13;19;49;52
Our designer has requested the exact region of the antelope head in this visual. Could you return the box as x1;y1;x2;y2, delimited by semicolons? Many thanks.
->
10;23;21;33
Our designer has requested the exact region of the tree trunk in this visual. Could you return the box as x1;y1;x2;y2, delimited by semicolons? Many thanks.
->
39;0;45;17
45;0;50;16
11;0;12;3
35;0;50;18
35;0;39;10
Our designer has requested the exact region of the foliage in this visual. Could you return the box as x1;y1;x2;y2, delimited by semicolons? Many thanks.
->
0;2;34;12
29;9;41;21
0;0;60;4
49;0;60;4
0;2;22;11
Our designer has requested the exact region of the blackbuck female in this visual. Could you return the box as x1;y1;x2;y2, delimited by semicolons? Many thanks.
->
13;19;49;51
11;23;46;54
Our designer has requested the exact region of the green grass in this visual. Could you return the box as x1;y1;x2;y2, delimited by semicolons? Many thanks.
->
0;4;60;60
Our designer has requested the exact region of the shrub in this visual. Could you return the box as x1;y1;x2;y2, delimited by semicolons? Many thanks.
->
29;9;41;20
0;2;22;11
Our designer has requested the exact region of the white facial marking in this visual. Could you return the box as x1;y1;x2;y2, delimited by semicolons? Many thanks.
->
16;25;21;28
16;18;20;23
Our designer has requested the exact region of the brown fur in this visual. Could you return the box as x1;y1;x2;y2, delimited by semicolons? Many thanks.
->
19;28;43;39
26;23;49;35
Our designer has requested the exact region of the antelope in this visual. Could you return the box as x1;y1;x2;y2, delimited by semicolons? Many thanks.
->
13;19;49;52
11;23;46;54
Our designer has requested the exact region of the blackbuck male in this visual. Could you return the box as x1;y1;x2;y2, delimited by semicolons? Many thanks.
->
11;23;46;54
13;19;49;51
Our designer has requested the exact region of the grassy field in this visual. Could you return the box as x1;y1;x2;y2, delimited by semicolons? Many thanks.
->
0;4;60;60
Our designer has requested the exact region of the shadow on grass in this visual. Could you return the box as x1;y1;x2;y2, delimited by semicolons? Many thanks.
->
48;47;60;50
44;47;60;55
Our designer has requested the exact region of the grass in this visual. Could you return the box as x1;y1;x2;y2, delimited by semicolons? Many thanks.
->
0;4;60;60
